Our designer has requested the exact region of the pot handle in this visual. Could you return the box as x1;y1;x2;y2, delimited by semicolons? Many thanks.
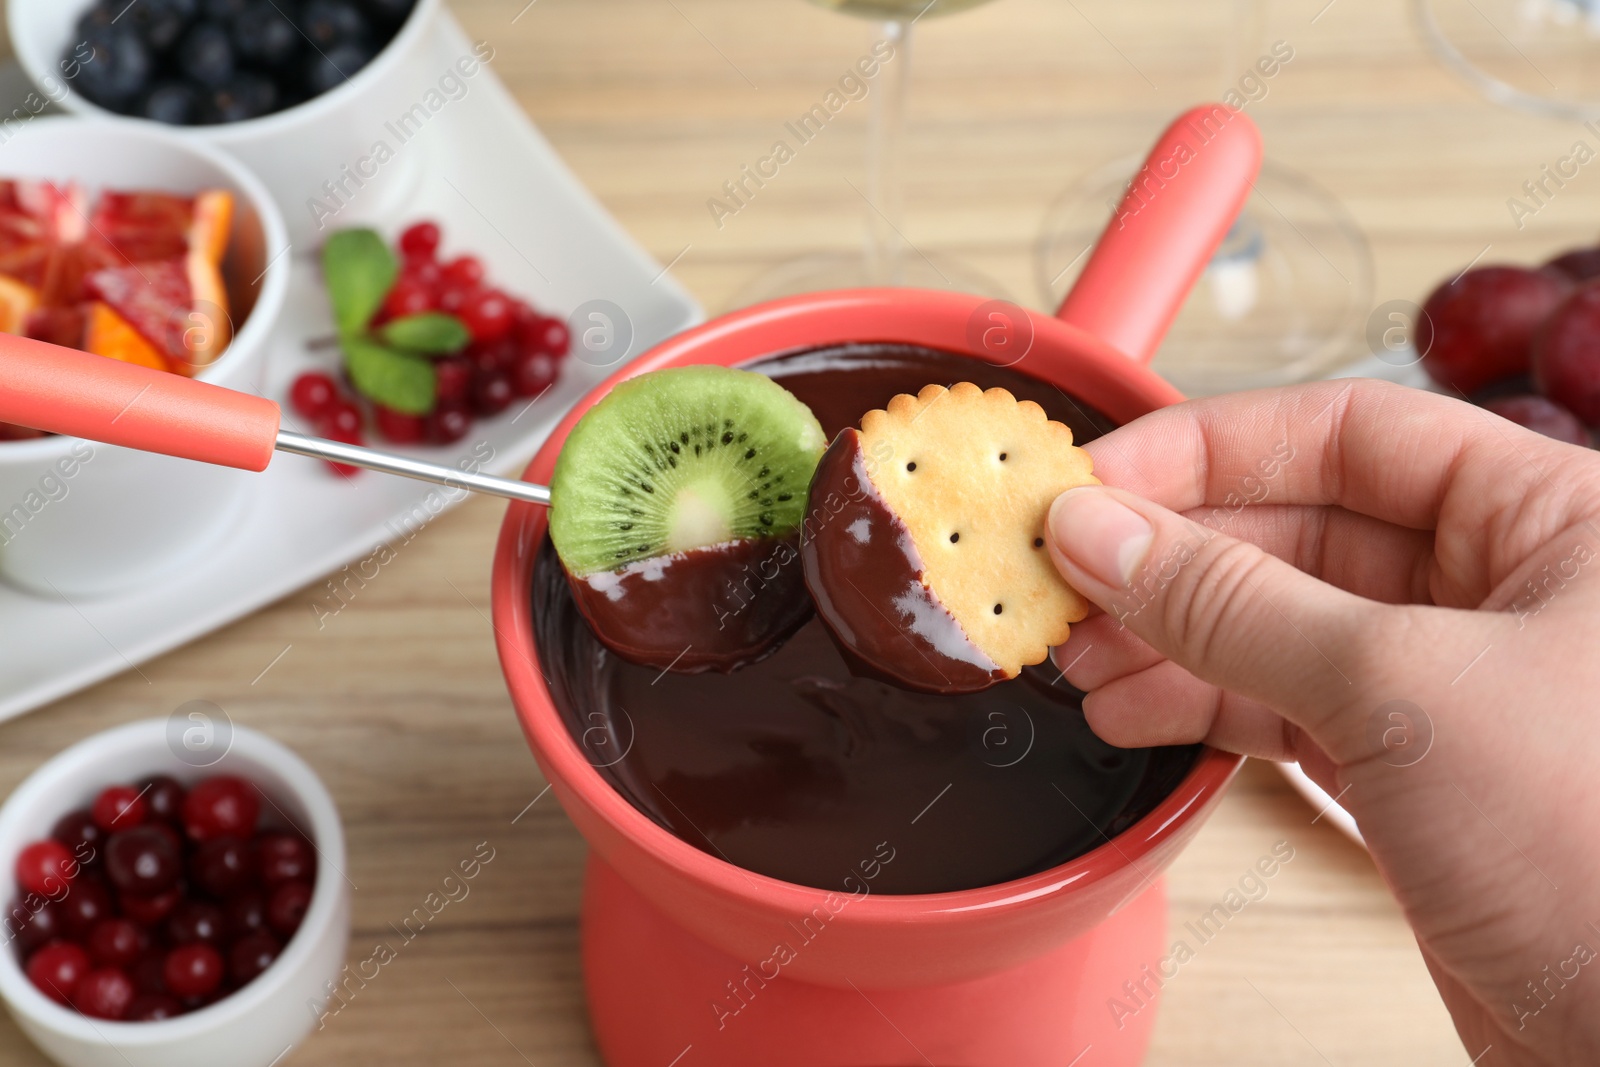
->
1055;104;1262;365
0;333;281;470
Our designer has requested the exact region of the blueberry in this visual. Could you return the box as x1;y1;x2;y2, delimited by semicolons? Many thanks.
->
130;0;199;53
202;0;251;21
142;81;201;124
297;1;367;48
302;41;370;96
358;0;413;26
74;3;120;37
177;21;235;88
209;73;278;121
232;3;300;69
75;28;153;109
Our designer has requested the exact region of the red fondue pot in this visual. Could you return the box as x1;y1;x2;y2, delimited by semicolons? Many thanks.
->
491;105;1261;1067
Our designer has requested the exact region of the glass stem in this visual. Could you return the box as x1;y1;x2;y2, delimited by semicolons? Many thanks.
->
865;19;910;285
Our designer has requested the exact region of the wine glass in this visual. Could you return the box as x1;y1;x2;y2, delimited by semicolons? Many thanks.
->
1035;0;1373;396
1416;0;1600;118
732;0;1010;306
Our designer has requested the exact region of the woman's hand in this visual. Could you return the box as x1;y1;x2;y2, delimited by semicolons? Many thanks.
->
1046;379;1600;1067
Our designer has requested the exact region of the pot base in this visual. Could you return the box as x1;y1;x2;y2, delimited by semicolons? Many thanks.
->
582;854;1166;1067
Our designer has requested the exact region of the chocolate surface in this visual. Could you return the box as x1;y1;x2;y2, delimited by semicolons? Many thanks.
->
567;536;812;673
533;343;1197;894
800;428;1003;693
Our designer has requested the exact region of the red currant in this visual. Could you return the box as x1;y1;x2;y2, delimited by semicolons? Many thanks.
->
373;405;427;445
163;944;223;999
471;370;514;416
312;408;364;478
57;877;112;935
26;941;90;1004
267;880;313;937
382;278;434;320
437;283;477;314
434;356;474;406
190;836;256;898
522;316;570;358
92;785;148;832
462;289;514;344
16;840;76;897
73;968;135;1019
256;834;315;887
425;404;472;445
127;993;183;1021
443;255;484;288
120;884;182;925
405;259;444;292
289;372;340;421
512;351;558;398
398;221;442;261
228;931;282;985
88;918;146;968
182;778;261;842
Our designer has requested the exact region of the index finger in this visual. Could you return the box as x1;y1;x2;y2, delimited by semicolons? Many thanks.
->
1079;378;1550;531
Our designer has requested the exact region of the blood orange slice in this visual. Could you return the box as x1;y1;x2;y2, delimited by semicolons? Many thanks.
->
85;300;169;371
86;189;234;271
0;274;39;333
85;254;231;375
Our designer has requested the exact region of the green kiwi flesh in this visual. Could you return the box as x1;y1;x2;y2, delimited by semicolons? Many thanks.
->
549;366;827;577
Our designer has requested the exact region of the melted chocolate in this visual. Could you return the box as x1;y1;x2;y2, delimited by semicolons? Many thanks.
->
567;536;811;673
533;344;1196;895
800;429;1003;693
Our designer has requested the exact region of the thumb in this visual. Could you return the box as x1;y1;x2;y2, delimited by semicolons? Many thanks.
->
1046;484;1375;740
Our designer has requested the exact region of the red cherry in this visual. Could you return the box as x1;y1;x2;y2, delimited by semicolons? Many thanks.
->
57;877;112;935
425;403;472;445
267;880;313;937
228;931;282;986
190;836;256;898
106;826;182;896
461;289;514;344
163;944;223;999
131;949;168;995
92;785;148;832
1418;266;1571;394
120;884;182;925
289;372;340;421
443;255;484;288
225;891;268;940
139;777;186;825
399;221;441;261
73;967;136;1019
1482;394;1591;446
382;278;434;320
88;918;147;968
16;840;77;897
256;834;315;887
1533;280;1600;424
166;900;226;946
1544;247;1600;283
26;941;90;1004
6;899;63;955
51;810;104;870
512;351;558;398
182;777;260;842
435;355;474;406
373;405;427;444
471;370;514;416
127;993;183;1021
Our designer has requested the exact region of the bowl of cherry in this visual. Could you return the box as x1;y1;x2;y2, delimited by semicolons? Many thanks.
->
0;720;348;1067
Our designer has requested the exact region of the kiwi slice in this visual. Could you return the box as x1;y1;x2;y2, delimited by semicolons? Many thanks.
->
549;366;827;577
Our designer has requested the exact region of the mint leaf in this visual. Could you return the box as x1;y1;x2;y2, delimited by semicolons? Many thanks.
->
380;312;470;355
322;230;397;334
343;336;436;414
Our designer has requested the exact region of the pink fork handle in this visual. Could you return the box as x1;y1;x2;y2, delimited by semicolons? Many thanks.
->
1056;103;1263;365
0;333;280;471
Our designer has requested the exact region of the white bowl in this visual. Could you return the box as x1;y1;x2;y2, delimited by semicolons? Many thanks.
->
0;718;350;1067
9;0;447;245
0;116;289;600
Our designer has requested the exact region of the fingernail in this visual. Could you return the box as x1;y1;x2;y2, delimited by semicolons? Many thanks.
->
1049;488;1153;589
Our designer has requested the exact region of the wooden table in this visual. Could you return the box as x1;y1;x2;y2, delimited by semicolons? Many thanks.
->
5;0;1581;1060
